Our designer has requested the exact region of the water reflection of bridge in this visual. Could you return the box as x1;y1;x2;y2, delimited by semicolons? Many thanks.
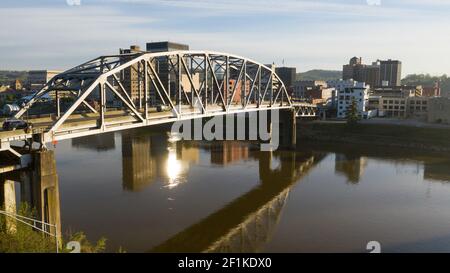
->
78;131;325;252
149;143;324;252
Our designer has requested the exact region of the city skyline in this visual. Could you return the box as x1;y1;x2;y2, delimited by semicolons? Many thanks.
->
1;0;450;76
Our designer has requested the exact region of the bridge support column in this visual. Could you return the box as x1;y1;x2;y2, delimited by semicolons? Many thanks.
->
279;109;296;150
27;150;62;244
0;177;17;233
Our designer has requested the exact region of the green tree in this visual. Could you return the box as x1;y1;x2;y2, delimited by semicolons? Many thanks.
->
346;98;359;126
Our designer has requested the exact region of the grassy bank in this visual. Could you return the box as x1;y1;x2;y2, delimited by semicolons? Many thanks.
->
297;122;450;152
0;203;107;253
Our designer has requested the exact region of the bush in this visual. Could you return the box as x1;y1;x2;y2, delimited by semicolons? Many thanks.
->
0;203;107;253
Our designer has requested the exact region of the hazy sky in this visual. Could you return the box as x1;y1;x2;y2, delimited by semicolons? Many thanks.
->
1;0;449;76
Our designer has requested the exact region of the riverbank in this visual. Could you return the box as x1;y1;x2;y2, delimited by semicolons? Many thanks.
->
297;121;450;153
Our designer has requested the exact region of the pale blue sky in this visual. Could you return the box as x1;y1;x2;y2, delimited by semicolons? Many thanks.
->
1;0;449;76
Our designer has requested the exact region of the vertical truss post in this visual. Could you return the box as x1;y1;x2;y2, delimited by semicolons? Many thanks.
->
99;82;105;130
138;61;142;110
168;57;171;100
243;61;247;108
269;73;274;107
204;55;208;112
258;66;262;108
190;57;194;106
177;54;182;115
144;60;148;120
225;56;229;110
55;90;61;118
208;56;214;106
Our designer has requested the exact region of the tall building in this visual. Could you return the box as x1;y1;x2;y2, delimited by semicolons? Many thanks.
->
28;70;62;91
275;67;296;89
146;41;190;105
364;62;381;89
342;57;379;88
343;57;364;81
343;57;402;88
146;41;189;53
119;45;142;105
380;59;402;87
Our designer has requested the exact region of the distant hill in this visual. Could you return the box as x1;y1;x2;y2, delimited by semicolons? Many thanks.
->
296;70;342;81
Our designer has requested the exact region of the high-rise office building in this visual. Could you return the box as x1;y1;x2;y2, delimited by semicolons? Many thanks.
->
275;67;296;89
343;57;363;82
119;45;142;105
380;60;402;87
146;41;189;53
343;57;402;88
343;57;379;88
146;41;190;105
364;62;381;88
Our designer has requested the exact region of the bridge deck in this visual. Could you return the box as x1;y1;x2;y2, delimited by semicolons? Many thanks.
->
0;104;313;146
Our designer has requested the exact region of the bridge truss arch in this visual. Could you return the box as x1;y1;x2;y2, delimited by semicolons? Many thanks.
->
15;51;294;143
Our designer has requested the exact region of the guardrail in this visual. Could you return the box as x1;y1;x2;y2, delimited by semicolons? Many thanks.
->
0;209;59;253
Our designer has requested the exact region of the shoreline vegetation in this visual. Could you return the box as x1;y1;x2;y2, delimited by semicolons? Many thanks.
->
297;121;450;154
0;203;108;253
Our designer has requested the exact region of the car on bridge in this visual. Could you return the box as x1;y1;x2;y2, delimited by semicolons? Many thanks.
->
2;118;32;132
156;105;168;112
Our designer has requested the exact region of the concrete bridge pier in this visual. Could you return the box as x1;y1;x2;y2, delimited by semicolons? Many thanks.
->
26;150;62;241
279;109;297;150
1;150;62;245
0;177;17;233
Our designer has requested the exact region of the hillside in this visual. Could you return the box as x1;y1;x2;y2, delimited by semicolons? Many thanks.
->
296;70;342;81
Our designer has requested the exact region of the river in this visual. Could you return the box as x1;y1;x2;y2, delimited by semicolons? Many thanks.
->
50;126;450;253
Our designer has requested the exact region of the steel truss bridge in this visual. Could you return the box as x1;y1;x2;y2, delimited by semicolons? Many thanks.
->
0;51;317;165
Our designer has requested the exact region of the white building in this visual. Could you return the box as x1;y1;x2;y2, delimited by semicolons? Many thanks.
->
328;80;370;119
